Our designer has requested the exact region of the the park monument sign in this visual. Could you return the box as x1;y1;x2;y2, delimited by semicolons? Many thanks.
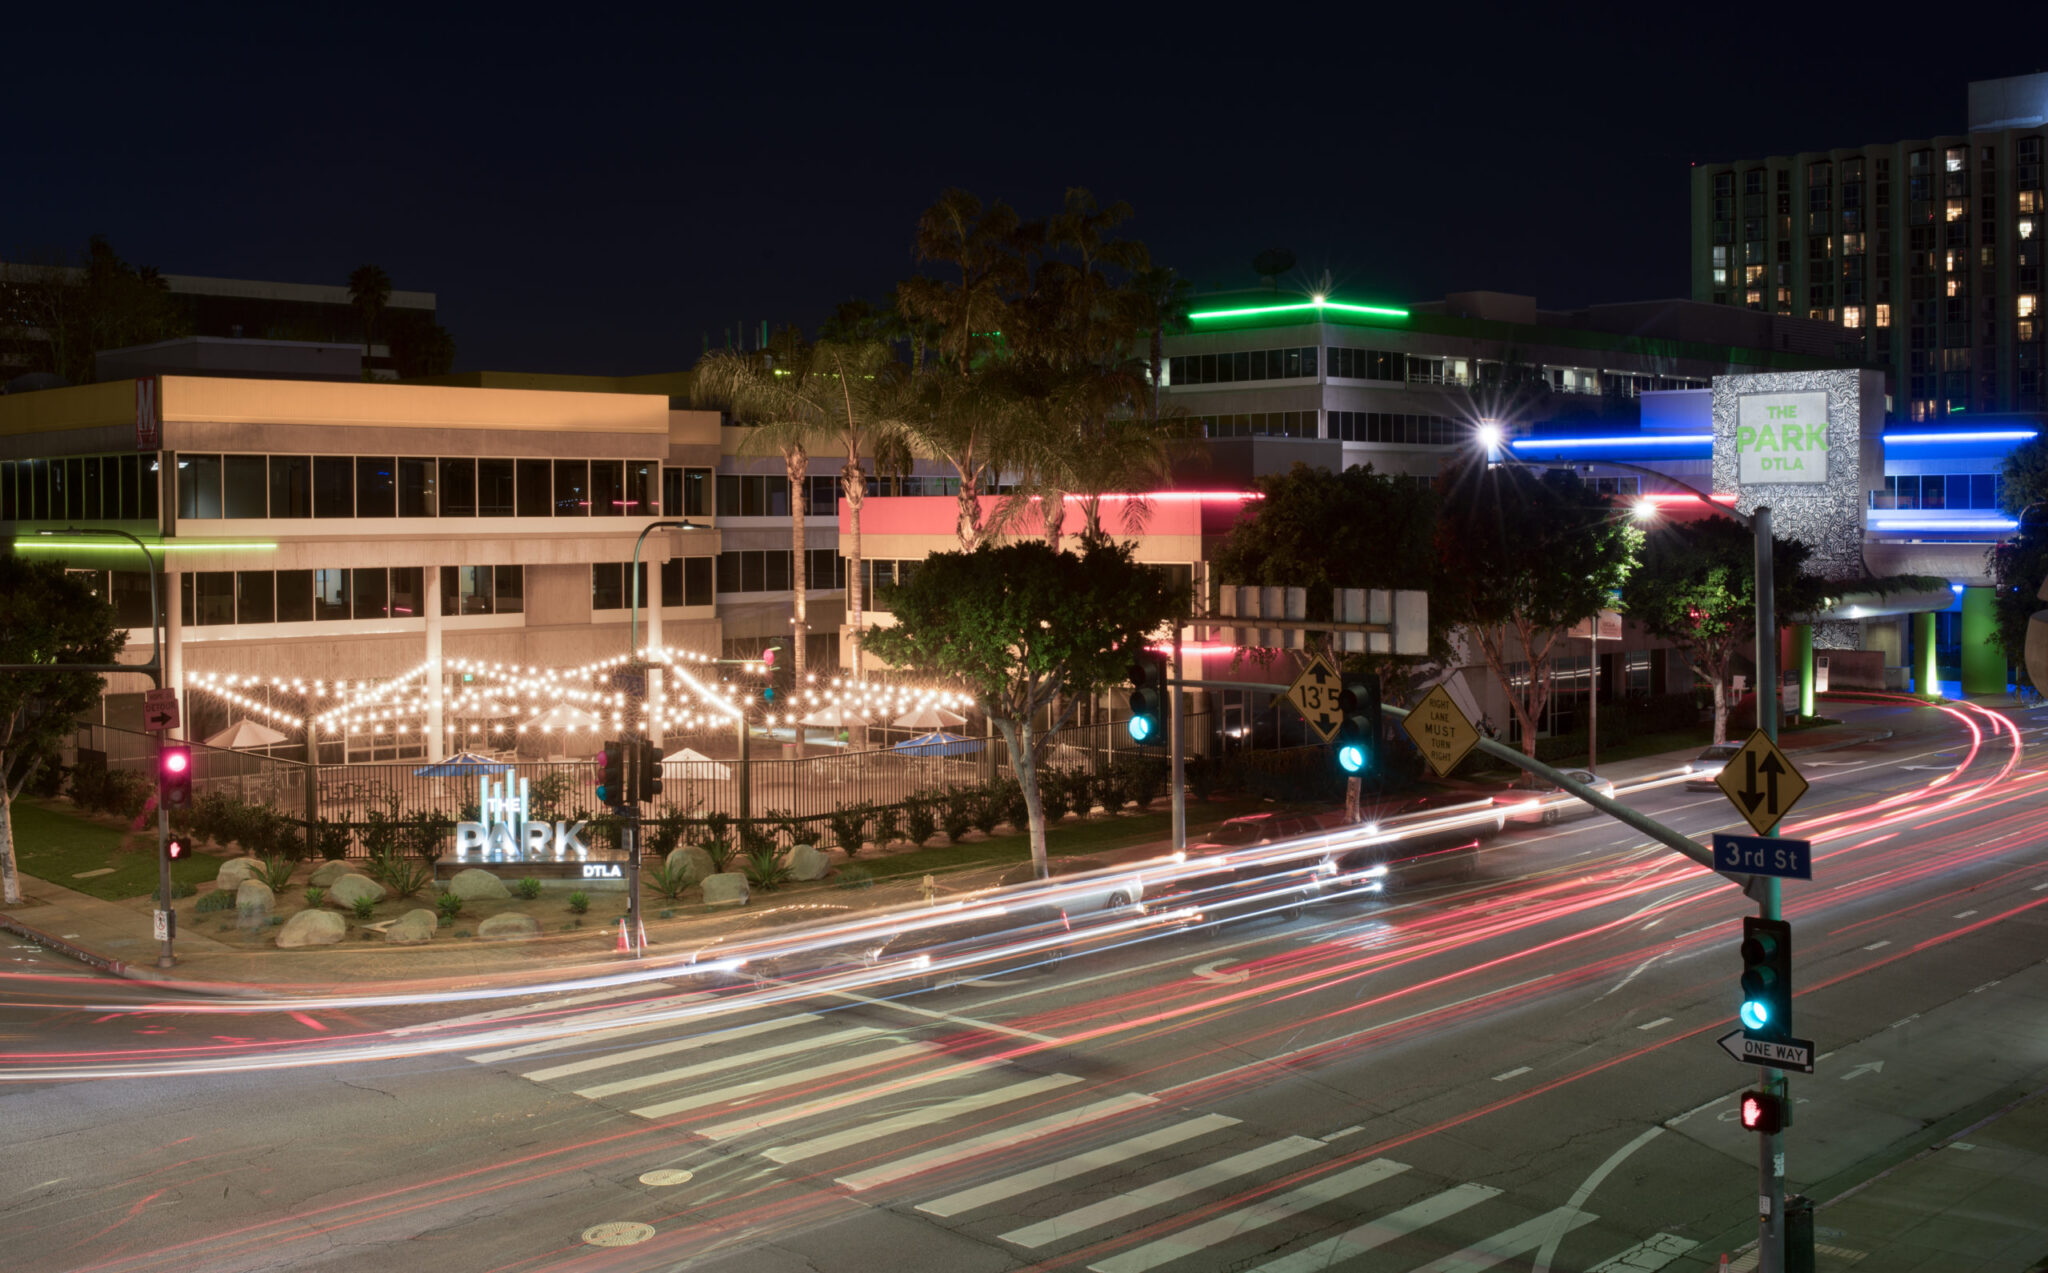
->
1734;391;1829;484
1711;369;1885;584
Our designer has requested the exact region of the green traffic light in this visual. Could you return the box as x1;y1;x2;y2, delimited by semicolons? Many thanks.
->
1128;715;1155;743
1337;742;1366;773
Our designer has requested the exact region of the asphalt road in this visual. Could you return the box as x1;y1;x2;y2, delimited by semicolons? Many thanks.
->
5;696;2047;1273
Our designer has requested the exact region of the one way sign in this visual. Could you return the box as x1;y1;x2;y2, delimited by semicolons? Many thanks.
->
1714;729;1809;835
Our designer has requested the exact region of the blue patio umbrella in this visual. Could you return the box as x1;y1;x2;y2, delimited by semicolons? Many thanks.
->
891;730;982;758
412;751;513;778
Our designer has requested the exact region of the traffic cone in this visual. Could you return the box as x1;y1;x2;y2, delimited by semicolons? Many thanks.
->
616;917;630;953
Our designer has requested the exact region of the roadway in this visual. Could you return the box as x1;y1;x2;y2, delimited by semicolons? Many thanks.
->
4;695;2046;1272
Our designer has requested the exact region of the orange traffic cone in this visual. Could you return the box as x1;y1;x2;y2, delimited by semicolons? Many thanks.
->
616;917;630;953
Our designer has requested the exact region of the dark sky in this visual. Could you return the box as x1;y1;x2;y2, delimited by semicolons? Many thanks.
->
10;8;2042;375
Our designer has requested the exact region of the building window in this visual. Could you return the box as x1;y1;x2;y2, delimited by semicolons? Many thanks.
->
805;547;847;591
590;562;649;610
236;571;274;624
222;455;266;518
440;565;493;615
1324;346;1406;381
554;459;588;515
715;549;795;593
716;473;792;516
516;459;551;517
276;570;313;622
479;459;516;516
1167;346;1317;387
391;567;422;618
270;456;312;518
183;571;236;626
493;565;523;613
439;458;477;517
2021;295;2039;318
313;569;350;621
352;567;389;619
396;458;435;517
1875;303;1891;327
1197;411;1318;439
177;454;222;519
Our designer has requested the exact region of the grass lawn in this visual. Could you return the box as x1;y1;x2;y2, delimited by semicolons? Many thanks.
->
856;796;1259;881
7;799;219;902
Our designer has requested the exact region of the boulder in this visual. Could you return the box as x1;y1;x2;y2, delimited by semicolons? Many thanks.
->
234;879;275;930
670;845;714;880
309;860;355;888
276;910;346;948
446;867;511;900
326;873;386;909
216;857;265;890
788;844;831;882
701;872;750;906
478;912;542;941
385;908;437;945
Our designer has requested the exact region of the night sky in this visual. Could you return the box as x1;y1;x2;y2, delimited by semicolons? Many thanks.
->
10;10;2039;376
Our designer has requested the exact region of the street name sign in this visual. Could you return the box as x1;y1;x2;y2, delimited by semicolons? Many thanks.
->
1714;729;1810;835
1282;654;1342;743
1402;684;1481;778
143;687;179;733
1717;1027;1816;1074
1712;832;1813;881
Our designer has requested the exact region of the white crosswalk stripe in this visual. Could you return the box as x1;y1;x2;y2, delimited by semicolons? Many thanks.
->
397;981;673;1035
1410;1205;1595;1272
463;997;791;1064
921;1114;1240;1218
999;1136;1324;1249
570;1026;887;1098
764;1073;1082;1164
1086;1157;1411;1273
521;1013;817;1083
833;1093;1157;1193
632;1040;932;1121
1245;1183;1503;1273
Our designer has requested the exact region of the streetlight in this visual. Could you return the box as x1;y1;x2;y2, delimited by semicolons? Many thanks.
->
628;519;703;658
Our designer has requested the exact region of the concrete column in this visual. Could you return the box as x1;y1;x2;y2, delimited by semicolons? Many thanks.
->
644;554;665;748
1912;611;1939;698
425;567;445;761
1793;624;1814;718
164;566;185;741
1959;585;2005;696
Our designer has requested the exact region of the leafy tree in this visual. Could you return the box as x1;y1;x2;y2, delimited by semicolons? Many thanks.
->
1434;461;1642;755
864;540;1187;876
1627;515;1832;742
346;263;392;380
387;311;457;378
1;557;124;903
1;236;188;385
1125;264;1195;424
1989;435;2048;683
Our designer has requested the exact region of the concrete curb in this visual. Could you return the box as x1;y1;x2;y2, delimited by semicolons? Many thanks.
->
0;908;263;998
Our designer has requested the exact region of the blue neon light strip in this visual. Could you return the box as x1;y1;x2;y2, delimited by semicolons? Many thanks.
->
1869;518;2019;531
1882;430;2038;444
1509;435;1712;449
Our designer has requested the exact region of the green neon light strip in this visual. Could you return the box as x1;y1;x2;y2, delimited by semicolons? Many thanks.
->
18;540;280;551
1187;299;1409;321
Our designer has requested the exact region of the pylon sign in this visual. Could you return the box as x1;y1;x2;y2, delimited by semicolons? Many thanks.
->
1714;729;1810;835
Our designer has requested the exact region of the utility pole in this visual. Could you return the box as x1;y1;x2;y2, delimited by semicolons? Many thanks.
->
1752;504;1788;1273
1169;628;1186;856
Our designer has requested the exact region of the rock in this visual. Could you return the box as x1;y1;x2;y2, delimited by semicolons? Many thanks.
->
478;912;542;941
788;844;831;882
276;910;346;948
326;873;386;909
385;908;437;944
446;867;511;900
701;872;750;906
234;879;275;930
216;857;265;890
670;845;714;880
309;860;355;888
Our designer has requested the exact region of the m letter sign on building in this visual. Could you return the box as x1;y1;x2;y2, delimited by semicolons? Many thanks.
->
1735;392;1828;484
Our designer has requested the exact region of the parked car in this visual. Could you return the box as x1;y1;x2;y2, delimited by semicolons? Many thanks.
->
1684;743;1743;791
1493;769;1619;826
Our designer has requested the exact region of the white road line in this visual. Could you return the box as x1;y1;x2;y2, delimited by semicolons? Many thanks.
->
999;1136;1322;1249
398;982;674;1034
571;1026;886;1098
1321;1125;1363;1142
630;1041;930;1121
1534;1125;1663;1273
465;998;792;1064
1245;1183;1502;1273
1863;940;1892;951
518;1013;812;1082
835;1094;1156;1192
919;1114;1239;1218
1971;980;2002;994
765;976;1059;1043
1589;1233;1700;1271
1493;1067;1532;1082
1413;1205;1597;1272
1954;909;1979;919
2034;881;2048;892
1848;871;1895;885
764;1073;1081;1164
1636;1017;1673;1031
691;1043;977;1137
1889;1014;1920;1030
1086;1157;1410;1273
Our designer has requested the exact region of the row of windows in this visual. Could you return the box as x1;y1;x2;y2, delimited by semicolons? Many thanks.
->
591;559;715;609
165;454;663;520
1169;347;1317;386
1870;473;2005;510
1329;411;1466;445
1197;412;1318;439
177;566;526;627
1325;346;1405;381
2;455;161;523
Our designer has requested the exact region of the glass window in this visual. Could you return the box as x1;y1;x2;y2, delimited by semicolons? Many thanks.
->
178;453;222;519
269;456;311;518
492;565;523;613
659;557;680;603
515;459;551;516
276;570;313;622
223;455;266;518
717;550;741;593
390;566;423;617
118;455;141;519
662;467;683;515
441;564;493;615
592;562;624;609
717;473;740;515
1971;473;1997;509
439;458;476;517
398;458;435;517
109;570;153;627
764;550;790;591
63;457;81;519
237;571;275;623
1920;474;1945;509
627;461;656;516
554;459;588;515
590;460;624;517
140;458;159;520
683;556;712;605
82;456;102;519
313;568;351;620
683;467;711;516
0;460;14;521
356;457;396;517
193;571;235;625
478;459;515;516
314;457;353;517
352;567;389;619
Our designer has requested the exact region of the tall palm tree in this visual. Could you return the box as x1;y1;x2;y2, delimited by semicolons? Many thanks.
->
811;339;910;677
1126;264;1195;423
347;264;392;381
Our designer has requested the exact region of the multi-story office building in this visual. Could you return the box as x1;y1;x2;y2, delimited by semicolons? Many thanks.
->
1690;71;2048;421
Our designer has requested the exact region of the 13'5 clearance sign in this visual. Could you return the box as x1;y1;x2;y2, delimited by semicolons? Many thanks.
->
1735;391;1828;484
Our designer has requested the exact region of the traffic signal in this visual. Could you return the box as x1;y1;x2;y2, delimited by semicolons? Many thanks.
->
159;744;193;809
1739;1089;1784;1134
635;735;663;802
1739;915;1793;1042
1334;677;1381;775
597;738;624;806
1127;650;1169;744
759;646;788;712
164;832;191;863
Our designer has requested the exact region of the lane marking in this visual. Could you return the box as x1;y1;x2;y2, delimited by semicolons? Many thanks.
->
1493;1067;1532;1082
1416;1204;1597;1272
834;1094;1156;1192
764;1073;1081;1164
631;1041;931;1121
1322;1125;1363;1141
1889;1014;1920;1030
1954;909;1980;919
569;1026;886;1098
919;1114;1238;1218
1534;1125;1663;1273
464;999;793;1063
399;981;672;1035
1245;1184;1503;1273
1192;960;1248;984
1636;1017;1673;1031
1087;1157;1411;1273
999;1136;1322;1248
517;1013;814;1082
1863;940;1892;951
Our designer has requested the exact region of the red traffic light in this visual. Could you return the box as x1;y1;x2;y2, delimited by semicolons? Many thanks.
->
761;647;776;667
1739;1090;1783;1134
162;749;189;775
159;744;194;809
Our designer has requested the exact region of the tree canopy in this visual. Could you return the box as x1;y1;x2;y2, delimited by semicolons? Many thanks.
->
1;236;188;385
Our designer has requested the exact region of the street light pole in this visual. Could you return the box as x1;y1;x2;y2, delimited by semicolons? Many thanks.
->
623;518;699;959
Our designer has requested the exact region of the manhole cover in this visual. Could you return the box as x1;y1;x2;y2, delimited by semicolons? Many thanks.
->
581;1221;655;1247
639;1169;694;1186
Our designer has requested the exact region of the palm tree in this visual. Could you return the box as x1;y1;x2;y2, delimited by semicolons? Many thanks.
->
811;339;910;677
347;264;392;381
1126;264;1195;423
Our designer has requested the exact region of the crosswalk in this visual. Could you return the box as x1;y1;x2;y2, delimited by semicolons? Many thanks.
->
459;993;1700;1272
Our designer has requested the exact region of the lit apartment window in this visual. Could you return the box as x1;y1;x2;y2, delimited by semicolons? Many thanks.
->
2020;295;2039;318
1747;289;1764;308
1875;303;1891;326
1946;199;1967;223
1744;265;1765;285
1945;147;1968;173
2021;191;2043;214
1713;268;1729;286
1712;245;1729;267
1843;306;1864;328
2021;218;2038;241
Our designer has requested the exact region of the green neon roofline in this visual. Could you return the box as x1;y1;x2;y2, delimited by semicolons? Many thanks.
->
1187;299;1410;321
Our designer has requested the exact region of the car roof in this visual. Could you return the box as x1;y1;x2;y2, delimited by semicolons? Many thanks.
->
1698;743;1742;756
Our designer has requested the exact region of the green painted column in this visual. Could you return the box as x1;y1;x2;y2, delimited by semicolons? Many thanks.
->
1913;611;1939;697
1960;585;2005;696
1794;624;1814;718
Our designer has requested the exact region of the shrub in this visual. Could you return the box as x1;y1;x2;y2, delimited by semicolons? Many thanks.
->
367;852;433;899
780;812;822;848
824;805;870;858
257;855;296;892
1038;767;1075;821
271;820;307;861
526;772;573;824
902;797;938;847
1090;767;1123;814
312;821;352;861
515;877;543;900
360;809;402;859
940;787;976;842
700;811;734;850
304;886;325;908
405;811;454;859
196;888;236;914
436;891;463;921
742;844;792;892
870;804;902;850
737;821;776;859
835;864;874;890
648;858;695;901
567;891;590;914
995;777;1028;827
701;836;737;874
25;756;65;798
648;810;692;857
968;785;1003;836
351;895;376;921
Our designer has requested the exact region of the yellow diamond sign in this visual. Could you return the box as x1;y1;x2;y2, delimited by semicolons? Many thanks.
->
1282;654;1343;743
1714;729;1810;835
1401;684;1481;778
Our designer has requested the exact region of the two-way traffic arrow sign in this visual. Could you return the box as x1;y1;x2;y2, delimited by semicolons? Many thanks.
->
1714;729;1810;835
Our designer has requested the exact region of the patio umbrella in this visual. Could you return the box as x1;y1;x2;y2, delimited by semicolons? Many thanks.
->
412;751;512;778
891;705;968;730
202;718;290;749
891;730;982;758
800;704;871;728
661;747;733;781
522;702;603;732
